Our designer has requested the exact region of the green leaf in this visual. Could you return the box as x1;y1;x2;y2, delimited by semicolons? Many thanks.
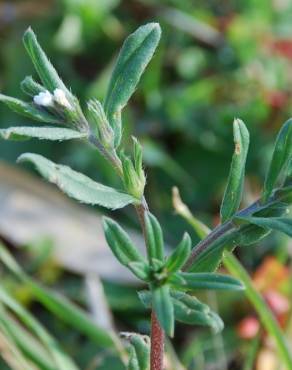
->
177;272;244;291
220;119;250;222
128;262;150;281
127;334;150;370
104;23;161;146
0;94;61;123
137;290;223;333
165;233;191;273
23;28;69;94
152;285;174;337
263;118;292;201
236;216;292;238
21;76;46;97
145;212;164;263
0;287;79;370
18;153;136;209
0;126;87;141
103;217;146;268
171;292;224;333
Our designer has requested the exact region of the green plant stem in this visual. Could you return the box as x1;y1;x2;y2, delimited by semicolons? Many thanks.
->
223;252;292;370
90;136;164;369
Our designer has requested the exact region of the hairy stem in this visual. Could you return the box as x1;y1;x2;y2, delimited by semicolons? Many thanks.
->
135;202;164;370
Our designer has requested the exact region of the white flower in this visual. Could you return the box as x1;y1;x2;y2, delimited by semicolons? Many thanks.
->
33;91;53;107
53;88;72;110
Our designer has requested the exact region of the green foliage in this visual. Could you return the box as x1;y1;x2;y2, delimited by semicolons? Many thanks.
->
104;23;161;146
0;127;87;141
18;153;136;209
176;272;244;291
152;285;174;337
145;212;164;264
21;76;46;97
0;94;62;124
164;233;191;273
127;334;150;370
220;119;250;222
263;118;292;202
23;28;69;94
236;216;292;238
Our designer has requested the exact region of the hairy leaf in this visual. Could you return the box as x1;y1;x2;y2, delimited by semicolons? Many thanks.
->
177;272;244;291
145;212;164;263
104;23;161;146
171;292;224;333
152;285;174;337
263;118;292;201
165;233;191;273
220;119;250;222
23;28;69;94
0;127;87;141
127;334;150;370
103;217;146;268
236;216;292;238
0;94;61;123
18;153;136;209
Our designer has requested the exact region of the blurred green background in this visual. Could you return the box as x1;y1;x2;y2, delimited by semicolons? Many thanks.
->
1;1;292;369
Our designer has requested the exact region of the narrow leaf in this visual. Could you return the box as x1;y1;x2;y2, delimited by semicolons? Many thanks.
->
0;94;61;123
236;216;292;238
128;262;150;281
127;334;150;370
0;127;87;141
18;153;136;209
177;272;244;291
104;23;161;146
263;118;292;201
103;217;145;267
23;28;69;94
21;76;46;97
152;285;174;337
145;212;164;263
171;292;224;333
165;233;191;273
220;119;250;222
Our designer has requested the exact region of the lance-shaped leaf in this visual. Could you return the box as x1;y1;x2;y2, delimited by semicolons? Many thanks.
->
145;212;164;263
23;28;69;94
103;217;146;269
21;76;46;97
152;285;174;337
139;290;224;333
18;153;136;209
263;118;292;202
176;272;244;291
165;233;191;273
236;216;292;238
0;94;61;123
220;119;250;222
127;334;150;370
0;127;87;141
171;292;224;333
104;23;161;146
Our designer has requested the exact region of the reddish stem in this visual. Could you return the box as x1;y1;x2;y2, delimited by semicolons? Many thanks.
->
150;310;165;370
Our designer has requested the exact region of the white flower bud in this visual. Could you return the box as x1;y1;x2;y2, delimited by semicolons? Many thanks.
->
33;90;53;107
53;88;72;110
